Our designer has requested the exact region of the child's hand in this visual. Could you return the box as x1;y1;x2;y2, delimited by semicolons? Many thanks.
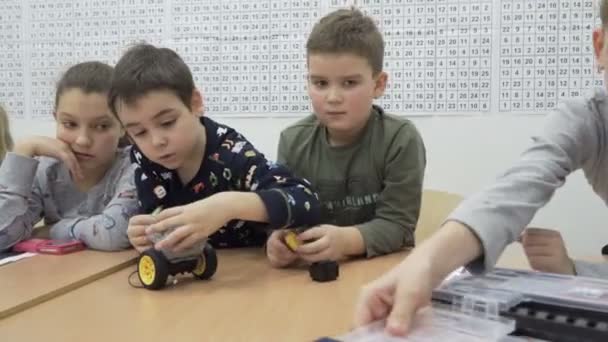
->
14;137;83;179
127;215;155;253
146;195;231;252
354;258;433;336
521;228;575;275
296;224;348;263
266;230;298;268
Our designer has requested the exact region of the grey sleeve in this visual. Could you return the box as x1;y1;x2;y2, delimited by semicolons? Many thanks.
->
49;163;139;251
573;260;608;279
447;98;598;274
0;153;44;251
357;125;426;257
276;131;289;166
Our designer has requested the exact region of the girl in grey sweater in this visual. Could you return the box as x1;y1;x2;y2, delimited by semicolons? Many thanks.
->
0;62;138;252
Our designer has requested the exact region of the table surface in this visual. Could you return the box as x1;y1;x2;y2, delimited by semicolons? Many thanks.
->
1;243;606;341
0;249;137;319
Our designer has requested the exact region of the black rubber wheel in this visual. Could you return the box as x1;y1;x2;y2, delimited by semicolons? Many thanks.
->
192;243;218;280
138;249;170;290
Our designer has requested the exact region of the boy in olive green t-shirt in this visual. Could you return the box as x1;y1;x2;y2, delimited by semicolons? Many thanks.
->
266;8;426;268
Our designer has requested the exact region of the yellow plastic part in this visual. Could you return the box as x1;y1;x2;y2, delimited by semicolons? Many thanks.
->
284;231;300;251
139;255;156;286
192;255;207;276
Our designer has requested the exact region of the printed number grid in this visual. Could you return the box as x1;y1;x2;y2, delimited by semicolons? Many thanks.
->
0;0;604;119
499;0;602;112
358;0;492;114
171;0;350;116
28;0;165;119
0;1;25;118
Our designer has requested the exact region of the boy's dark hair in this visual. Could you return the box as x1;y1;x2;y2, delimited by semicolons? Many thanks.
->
55;61;113;109
602;0;608;27
108;43;194;115
306;8;384;75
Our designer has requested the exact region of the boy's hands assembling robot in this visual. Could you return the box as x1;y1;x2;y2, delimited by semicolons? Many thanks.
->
279;229;340;282
267;226;352;268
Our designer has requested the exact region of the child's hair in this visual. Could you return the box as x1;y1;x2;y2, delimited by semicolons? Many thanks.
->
306;8;384;75
0;105;14;161
108;43;195;115
55;61;114;110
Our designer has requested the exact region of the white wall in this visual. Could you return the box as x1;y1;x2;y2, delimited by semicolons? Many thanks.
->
11;114;608;257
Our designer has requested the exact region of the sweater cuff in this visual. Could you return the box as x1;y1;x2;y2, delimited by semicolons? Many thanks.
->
256;189;289;229
0;153;39;196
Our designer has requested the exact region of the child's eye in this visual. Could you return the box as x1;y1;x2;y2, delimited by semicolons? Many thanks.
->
312;80;328;87
343;80;358;87
62;121;76;129
94;123;111;131
132;130;146;138
161;120;176;128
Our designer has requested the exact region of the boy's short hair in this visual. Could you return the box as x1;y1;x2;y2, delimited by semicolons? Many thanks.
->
306;8;384;75
55;61;113;110
108;43;195;115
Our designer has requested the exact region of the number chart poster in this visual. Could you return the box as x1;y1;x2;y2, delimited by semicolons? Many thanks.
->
0;0;602;119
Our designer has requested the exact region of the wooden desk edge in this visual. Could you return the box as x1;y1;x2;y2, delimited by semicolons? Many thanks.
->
0;256;137;320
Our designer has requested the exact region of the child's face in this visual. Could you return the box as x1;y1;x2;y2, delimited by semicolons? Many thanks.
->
307;53;387;138
117;89;202;170
55;88;123;173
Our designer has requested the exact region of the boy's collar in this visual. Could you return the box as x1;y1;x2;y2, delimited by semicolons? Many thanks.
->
371;104;384;117
199;116;218;160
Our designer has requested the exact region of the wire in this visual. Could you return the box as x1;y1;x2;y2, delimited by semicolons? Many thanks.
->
128;269;144;289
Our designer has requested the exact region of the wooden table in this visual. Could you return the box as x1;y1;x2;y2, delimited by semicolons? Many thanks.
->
1;244;605;341
0;249;137;319
0;249;408;341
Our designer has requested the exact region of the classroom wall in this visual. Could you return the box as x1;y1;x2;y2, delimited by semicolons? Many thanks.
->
12;113;608;257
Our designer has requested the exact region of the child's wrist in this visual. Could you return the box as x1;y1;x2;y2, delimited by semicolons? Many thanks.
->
207;192;237;221
340;226;366;257
213;191;267;223
14;141;36;157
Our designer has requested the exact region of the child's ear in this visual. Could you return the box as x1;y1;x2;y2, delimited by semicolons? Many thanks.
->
191;89;205;117
593;27;607;72
373;71;388;99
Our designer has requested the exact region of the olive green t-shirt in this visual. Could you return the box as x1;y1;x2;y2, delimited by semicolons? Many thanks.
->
277;105;426;257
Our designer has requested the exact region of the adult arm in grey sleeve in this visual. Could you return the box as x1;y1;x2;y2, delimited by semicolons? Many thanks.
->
447;97;600;273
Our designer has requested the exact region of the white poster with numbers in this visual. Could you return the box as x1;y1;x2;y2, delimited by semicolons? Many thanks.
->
0;0;603;120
